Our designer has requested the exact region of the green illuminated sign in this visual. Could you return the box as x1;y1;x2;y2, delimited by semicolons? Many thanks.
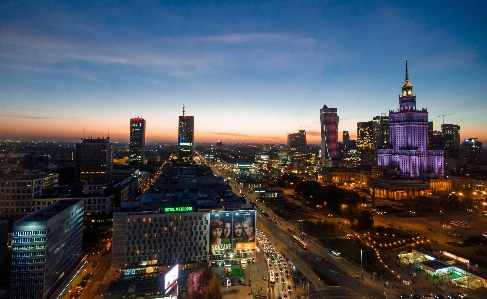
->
164;206;194;213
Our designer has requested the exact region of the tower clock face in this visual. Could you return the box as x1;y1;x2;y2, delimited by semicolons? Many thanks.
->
403;90;407;96
407;90;411;95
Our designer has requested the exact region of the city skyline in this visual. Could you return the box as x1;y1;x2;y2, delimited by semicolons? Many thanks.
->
1;1;486;144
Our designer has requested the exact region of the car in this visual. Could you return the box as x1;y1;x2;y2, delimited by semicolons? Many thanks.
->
447;296;458;299
222;279;230;286
239;278;245;285
322;257;329;262
285;270;289;276
287;285;292;292
262;275;266;280
275;273;279;279
400;295;409;299
434;295;445;299
281;278;285;284
332;251;341;257
411;295;421;299
422;295;434;299
231;278;236;286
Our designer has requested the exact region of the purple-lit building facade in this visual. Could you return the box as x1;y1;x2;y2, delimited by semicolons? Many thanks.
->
377;61;444;178
320;105;339;165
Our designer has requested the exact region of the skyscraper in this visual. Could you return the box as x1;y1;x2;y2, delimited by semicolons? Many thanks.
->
357;121;374;151
377;61;444;177
287;130;307;174
178;105;194;164
373;113;390;149
342;131;350;148
442;124;461;150
75;137;114;191
320;105;339;165
129;117;146;165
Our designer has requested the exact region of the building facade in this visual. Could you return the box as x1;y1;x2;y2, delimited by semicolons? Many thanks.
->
377;61;444;178
320;105;339;165
178;106;194;164
75;137;114;192
112;202;256;275
357;121;374;151
373;113;390;149
129;117;146;165
287;130;307;174
0;173;59;220
10;199;84;299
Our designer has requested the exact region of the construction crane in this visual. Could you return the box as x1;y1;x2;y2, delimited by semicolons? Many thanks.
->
438;113;456;125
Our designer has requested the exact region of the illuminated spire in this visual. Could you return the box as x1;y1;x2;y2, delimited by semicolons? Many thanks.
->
402;59;412;88
405;59;409;82
182;104;185;116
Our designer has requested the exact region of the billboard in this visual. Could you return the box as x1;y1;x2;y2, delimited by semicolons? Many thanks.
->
164;264;178;294
209;210;256;255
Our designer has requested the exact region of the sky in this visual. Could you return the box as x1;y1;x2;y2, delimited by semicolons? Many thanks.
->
1;1;486;144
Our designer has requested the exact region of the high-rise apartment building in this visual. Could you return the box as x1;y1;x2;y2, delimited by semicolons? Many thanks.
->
373;114;390;149
377;61;444;177
357;121;374;151
320;105;339;165
75;137;114;192
442;124;461;151
10;199;84;299
178;106;194;164
129;117;146;165
287;130;307;174
342;131;350;148
461;138;483;164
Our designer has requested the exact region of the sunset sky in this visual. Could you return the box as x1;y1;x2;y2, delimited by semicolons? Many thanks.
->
1;1;486;144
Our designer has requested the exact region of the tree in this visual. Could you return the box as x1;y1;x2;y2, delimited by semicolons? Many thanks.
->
357;210;374;230
187;268;222;299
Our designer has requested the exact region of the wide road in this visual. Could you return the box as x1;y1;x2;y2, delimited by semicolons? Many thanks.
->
257;211;386;299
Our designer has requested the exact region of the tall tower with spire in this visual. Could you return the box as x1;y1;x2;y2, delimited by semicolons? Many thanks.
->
377;60;444;177
178;105;194;164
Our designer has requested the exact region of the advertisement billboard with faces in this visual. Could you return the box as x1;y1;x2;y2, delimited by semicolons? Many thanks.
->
209;210;256;255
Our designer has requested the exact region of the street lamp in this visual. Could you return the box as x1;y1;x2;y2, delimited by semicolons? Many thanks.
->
361;249;363;279
298;219;304;238
225;278;230;299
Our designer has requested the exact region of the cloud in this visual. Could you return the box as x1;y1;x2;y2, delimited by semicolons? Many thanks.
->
204;131;281;141
198;33;316;46
0;114;80;121
305;130;321;137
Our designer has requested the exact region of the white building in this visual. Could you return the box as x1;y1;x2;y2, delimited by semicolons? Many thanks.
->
377;61;444;178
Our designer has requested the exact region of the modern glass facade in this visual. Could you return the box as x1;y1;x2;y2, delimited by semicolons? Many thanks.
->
129;117;146;165
10;199;84;299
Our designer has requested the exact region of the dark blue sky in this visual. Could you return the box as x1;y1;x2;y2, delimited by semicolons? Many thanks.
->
1;1;486;143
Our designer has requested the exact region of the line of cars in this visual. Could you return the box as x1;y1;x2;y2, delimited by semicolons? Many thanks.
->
400;294;468;299
70;272;93;298
222;278;245;287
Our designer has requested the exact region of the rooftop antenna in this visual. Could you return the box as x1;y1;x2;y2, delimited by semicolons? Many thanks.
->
182;104;185;116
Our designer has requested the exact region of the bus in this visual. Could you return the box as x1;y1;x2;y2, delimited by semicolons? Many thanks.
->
292;235;308;249
269;270;275;286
